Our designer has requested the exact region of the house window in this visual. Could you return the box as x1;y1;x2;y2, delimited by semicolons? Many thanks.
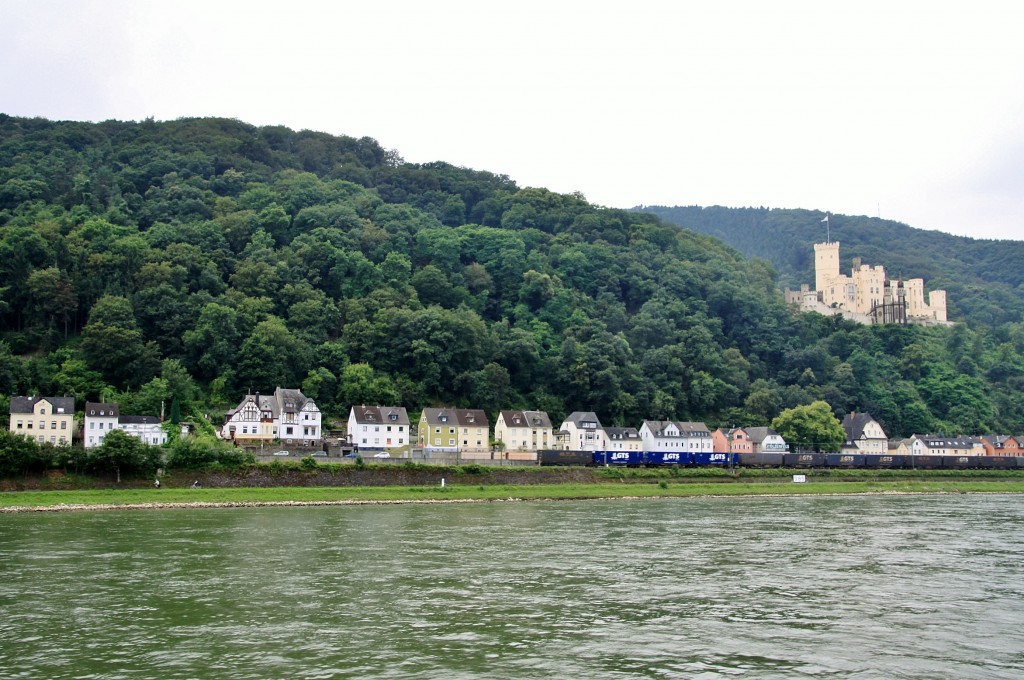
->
51;421;56;429
40;408;46;415
16;420;22;429
39;421;45;430
449;439;455;446
433;438;441;446
286;427;293;435
90;422;95;430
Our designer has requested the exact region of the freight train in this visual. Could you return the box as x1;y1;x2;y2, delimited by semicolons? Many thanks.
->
538;450;1024;470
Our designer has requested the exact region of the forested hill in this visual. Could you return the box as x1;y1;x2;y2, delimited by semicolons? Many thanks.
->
1;115;1023;439
639;205;1024;327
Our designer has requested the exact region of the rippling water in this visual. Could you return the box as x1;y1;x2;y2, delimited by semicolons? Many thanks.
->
2;495;1024;678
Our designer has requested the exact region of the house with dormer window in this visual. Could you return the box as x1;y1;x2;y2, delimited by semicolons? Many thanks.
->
841;412;888;454
9;396;75;446
711;427;754;454
559;412;606;451
418;407;490;457
639;420;713;452
347;405;410;451
494;410;553;457
84;402;119;448
221;387;321;445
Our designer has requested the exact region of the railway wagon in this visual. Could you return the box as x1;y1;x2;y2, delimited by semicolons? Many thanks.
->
737;452;785;468
862;454;906;469
825;453;865;468
976;456;1018;470
908;455;945;469
538;450;592;466
645;451;689;466
942;456;976;470
593;450;644;466
692;452;736;467
783;452;826;468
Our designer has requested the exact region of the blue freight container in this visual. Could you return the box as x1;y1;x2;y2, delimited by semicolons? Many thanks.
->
644;451;690;466
692;452;735;467
594;450;644;466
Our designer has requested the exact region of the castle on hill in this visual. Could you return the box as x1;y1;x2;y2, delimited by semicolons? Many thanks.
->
784;241;952;326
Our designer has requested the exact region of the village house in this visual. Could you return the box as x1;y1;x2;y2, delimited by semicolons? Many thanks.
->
84;402;119;448
84;402;167;448
347;405;410;451
118;415;168;446
841;412;888;454
908;434;977;457
418;408;490;458
978;435;1023;457
9;396;75;446
604;426;642;451
493;410;553;460
711;427;754;454
558;412;607;451
221;387;321;446
638;420;713;452
744;427;788;454
419;407;458;454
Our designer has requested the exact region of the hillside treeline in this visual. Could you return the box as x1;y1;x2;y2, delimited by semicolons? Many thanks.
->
1;115;1024;438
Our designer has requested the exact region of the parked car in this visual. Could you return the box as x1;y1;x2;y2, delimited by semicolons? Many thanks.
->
311;451;327;457
373;452;391;459
273;450;290;456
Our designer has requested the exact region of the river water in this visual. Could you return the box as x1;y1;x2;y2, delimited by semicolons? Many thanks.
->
2;494;1023;679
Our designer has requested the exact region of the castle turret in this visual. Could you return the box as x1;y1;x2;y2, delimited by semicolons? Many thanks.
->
813;241;841;294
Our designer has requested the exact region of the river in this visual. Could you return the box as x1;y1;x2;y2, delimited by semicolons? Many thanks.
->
1;494;1023;678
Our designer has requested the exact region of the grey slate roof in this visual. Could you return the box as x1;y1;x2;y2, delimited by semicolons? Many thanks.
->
744;427;782;445
564;412;602;428
501;410;552;429
85;402;120;417
119;415;162;425
605;426;641;441
9;396;75;415
842;412;882;443
351;405;410;426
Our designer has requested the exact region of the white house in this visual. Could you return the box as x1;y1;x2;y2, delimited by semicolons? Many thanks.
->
221;387;321;445
347;405;410;450
639;420;713;452
604;426;642;451
559;412;606;451
841;412;888;454
494;410;553;454
745;427;788;453
84;402;120;449
119;416;168;446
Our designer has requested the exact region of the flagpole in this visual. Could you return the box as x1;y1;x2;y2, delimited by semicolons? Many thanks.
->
822;214;830;242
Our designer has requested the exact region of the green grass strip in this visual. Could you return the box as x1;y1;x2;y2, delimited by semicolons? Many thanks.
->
4;479;1024;511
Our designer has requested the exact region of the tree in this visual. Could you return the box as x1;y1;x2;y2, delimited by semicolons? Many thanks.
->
772;400;846;452
88;429;161;482
80;295;160;388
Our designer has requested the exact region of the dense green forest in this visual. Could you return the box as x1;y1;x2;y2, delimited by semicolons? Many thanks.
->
2;114;1024;443
640;205;1024;327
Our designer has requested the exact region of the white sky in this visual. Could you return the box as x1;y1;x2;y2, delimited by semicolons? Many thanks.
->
3;0;1023;241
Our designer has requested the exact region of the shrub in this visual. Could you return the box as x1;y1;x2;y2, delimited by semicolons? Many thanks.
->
300;456;318;470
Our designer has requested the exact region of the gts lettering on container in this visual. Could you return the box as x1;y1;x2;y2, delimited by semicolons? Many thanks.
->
709;454;726;462
663;453;682;462
610;452;630;461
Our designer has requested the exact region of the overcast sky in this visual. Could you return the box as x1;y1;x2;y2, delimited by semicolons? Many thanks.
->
3;0;1022;241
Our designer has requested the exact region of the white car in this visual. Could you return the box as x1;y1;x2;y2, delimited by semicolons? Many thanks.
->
273;450;290;456
373;452;391;459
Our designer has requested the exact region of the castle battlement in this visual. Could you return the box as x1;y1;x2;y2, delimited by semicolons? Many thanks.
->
787;241;952;326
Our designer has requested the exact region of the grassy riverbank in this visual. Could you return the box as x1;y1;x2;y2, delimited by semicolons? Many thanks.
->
4;478;1024;511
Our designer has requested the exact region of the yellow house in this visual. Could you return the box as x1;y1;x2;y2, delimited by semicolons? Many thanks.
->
9;396;75;446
